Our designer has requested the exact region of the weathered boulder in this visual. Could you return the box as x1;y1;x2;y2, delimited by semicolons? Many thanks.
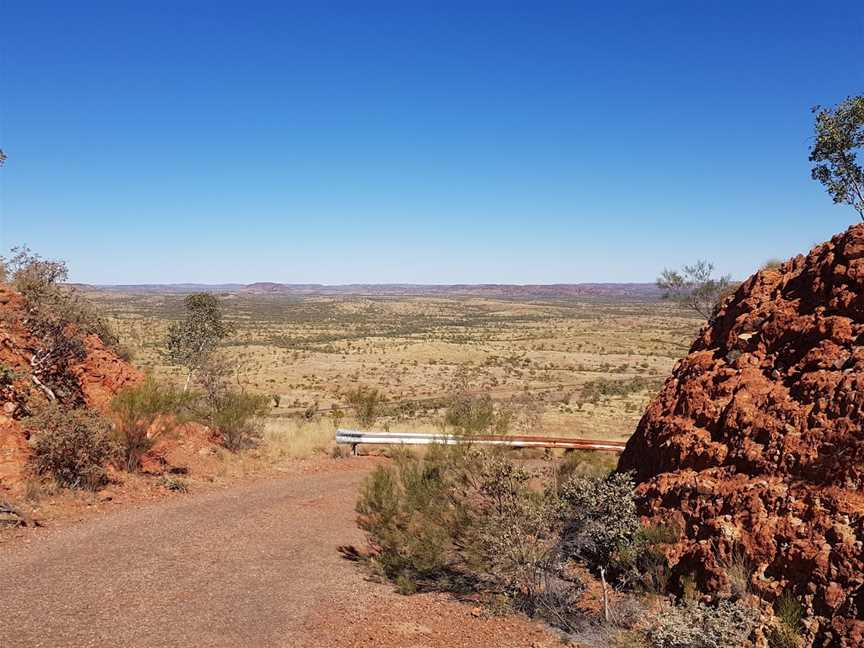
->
620;225;864;647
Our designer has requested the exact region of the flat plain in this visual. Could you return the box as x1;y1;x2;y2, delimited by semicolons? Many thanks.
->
87;289;700;444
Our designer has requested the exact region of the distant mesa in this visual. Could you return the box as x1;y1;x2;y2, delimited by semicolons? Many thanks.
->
78;282;664;300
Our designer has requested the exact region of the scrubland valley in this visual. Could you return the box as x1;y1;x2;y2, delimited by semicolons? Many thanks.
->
1;22;862;646
88;289;697;443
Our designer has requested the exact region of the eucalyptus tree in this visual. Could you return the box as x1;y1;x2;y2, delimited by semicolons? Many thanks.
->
165;293;234;390
810;95;864;220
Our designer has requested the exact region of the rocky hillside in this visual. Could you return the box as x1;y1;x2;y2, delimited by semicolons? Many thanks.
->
0;284;141;491
619;225;864;646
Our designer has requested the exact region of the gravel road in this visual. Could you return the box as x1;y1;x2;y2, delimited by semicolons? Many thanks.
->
2;463;560;648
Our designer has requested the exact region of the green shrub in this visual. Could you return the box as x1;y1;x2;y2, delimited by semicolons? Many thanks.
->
647;600;759;648
357;445;559;598
720;550;753;600
556;472;641;573
206;389;270;451
27;404;116;489
161;475;189;493
0;362;17;387
444;390;495;434
612;523;676;593
111;377;189;471
767;591;804;648
345;386;383;428
357;446;462;583
460;451;558;598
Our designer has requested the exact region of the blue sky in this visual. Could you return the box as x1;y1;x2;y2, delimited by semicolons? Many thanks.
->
1;1;863;284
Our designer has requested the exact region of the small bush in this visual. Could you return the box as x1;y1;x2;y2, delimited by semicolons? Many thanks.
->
161;475;189;493
647;600;759;648
111;378;188;471
345;386;383;428
0;362;18;387
27;404;116;489
207;389;270;451
556;472;641;573
461;451;558;599
356;446;461;583
357;444;574;615
612;523;676;593
444;388;495;434
721;550;753;600
767;591;804;648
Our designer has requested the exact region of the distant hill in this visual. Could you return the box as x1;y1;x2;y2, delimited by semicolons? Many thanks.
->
75;282;663;300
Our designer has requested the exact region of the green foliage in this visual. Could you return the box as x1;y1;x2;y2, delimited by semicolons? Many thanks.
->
580;376;659;405
205;389;270;451
357;446;461;582
345;385;383;428
356;448;678;637
810;95;864;220
647;600;759;648
111;377;189;471
720;550;752;601
165;293;234;389
657;260;734;320
556;472;641;572
460;451;558;598
767;591;804;648
357;445;558;598
26;404;116;489
612;523;676;594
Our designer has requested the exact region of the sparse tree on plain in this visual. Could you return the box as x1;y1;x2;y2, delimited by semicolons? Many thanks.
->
166;293;234;391
657;260;733;320
810;95;864;220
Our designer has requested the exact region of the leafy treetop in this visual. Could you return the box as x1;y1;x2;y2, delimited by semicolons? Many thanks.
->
657;260;733;320
810;95;864;220
165;293;234;390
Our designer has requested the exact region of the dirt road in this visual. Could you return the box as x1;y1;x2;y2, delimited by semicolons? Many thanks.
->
2;461;559;648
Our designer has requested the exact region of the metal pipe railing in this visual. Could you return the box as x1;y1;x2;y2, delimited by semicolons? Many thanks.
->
335;429;626;453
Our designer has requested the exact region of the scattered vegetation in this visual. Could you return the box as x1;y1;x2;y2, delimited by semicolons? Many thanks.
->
444;385;495;434
356;445;688;639
353;443;793;645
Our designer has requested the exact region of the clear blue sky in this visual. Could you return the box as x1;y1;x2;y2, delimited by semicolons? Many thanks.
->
1;1;863;284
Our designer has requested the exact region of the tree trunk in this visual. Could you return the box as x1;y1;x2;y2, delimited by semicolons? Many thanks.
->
600;566;610;623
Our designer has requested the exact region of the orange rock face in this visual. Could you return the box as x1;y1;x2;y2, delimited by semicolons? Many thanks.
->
0;283;142;491
619;225;864;647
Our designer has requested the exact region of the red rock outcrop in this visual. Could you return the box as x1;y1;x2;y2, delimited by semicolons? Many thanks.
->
0;283;142;491
619;225;864;646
